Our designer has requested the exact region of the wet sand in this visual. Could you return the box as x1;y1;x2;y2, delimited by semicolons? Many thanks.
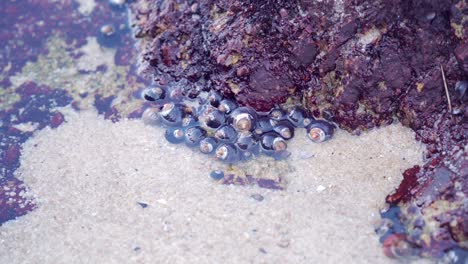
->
0;110;425;263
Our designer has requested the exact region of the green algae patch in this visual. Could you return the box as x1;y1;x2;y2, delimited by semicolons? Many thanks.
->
8;34;145;117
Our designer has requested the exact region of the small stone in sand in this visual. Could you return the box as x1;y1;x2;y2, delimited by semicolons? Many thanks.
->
316;185;326;192
210;170;224;180
250;194;264;202
137;202;148;208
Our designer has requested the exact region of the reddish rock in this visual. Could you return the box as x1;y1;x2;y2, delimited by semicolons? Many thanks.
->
386;166;421;204
2;144;21;167
0;178;36;225
50;112;64;128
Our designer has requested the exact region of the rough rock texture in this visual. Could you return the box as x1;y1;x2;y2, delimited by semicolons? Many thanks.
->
133;0;467;261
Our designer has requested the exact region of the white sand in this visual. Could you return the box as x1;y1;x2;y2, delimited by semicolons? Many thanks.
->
0;110;425;263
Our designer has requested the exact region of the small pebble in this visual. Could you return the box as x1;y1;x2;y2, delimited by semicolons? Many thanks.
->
210;170;224;180
277;239;290;248
137;202;148;208
100;24;115;36
425;12;436;21
142;107;160;126
316;185;326;192
250;194;264;201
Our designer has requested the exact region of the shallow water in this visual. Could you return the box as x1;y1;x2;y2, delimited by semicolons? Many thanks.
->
0;0;149;223
0;1;429;263
0;110;425;263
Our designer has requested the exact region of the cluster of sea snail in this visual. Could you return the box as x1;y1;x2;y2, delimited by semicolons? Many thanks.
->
141;85;335;164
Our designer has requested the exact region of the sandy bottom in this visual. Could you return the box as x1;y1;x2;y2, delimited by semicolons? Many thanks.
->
0;110;425;263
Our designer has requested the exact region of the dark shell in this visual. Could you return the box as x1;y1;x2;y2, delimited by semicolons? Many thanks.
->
287;107;312;127
142;87;166;102
164;127;185;144
239;150;255;161
272;120;295;139
306;120;335;143
259;132;288;152
218;99;238;114
159;102;186;126
199;137;218;155
181;115;198;128
97;24;122;47
167;86;185;101
210;170;225;180
208;91;223;107
259;132;290;160
100;24;115;36
197;104;216;115
230;107;258;132
215;143;240;164
185;87;201;99
214;125;238;143
199;106;226;130
235;132;258;152
254;116;274;135
184;126;207;147
268;107;287;121
141;107;161;126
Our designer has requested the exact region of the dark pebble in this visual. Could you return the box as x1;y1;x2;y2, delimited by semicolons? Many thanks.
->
210;170;224;180
137;202;148;208
250;194;264;201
